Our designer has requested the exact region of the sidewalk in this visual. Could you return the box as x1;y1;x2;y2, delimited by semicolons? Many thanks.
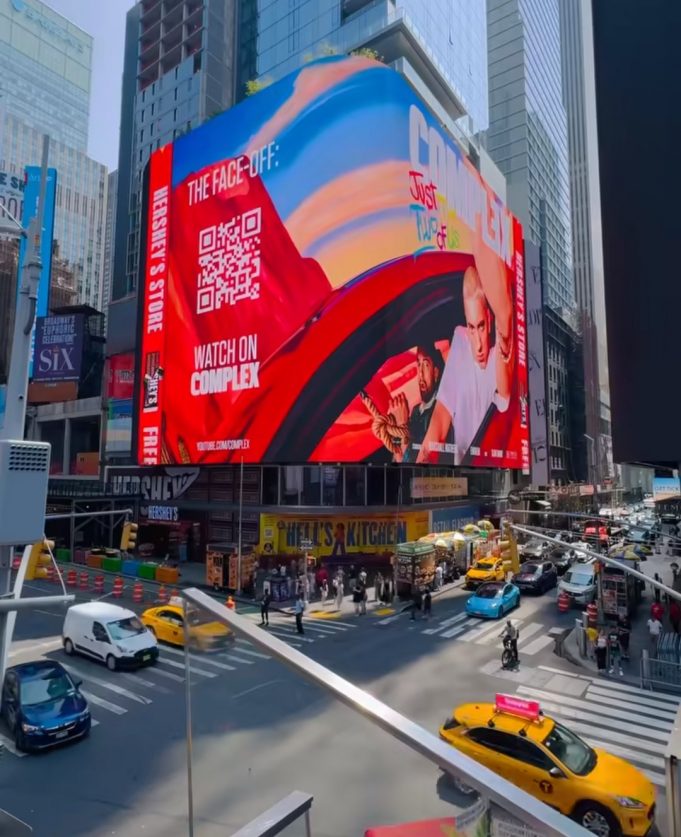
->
561;538;680;684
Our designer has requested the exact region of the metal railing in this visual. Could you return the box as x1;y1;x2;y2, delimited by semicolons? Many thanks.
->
180;587;589;837
641;648;681;692
231;792;313;837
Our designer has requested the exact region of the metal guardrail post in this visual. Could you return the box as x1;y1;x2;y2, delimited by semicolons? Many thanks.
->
180;587;589;837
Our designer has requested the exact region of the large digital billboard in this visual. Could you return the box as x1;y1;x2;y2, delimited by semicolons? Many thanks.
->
137;57;529;470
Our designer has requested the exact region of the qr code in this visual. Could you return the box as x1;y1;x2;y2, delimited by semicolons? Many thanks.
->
196;208;262;314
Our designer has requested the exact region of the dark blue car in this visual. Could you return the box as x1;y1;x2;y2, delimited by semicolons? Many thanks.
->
1;661;90;752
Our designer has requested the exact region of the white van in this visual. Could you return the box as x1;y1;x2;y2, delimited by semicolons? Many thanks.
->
63;602;158;671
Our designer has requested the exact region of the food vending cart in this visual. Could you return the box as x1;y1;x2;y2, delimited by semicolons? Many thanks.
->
395;541;436;598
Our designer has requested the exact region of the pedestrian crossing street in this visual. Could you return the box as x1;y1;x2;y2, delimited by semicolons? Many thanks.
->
0;613;357;757
513;665;680;789
376;596;557;658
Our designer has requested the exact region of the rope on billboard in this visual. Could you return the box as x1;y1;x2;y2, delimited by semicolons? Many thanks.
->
360;392;409;457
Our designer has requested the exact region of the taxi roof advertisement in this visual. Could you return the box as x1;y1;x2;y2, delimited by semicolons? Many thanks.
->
137;56;529;471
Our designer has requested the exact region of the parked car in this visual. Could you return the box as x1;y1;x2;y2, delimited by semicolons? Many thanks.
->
1;661;90;752
512;561;558;594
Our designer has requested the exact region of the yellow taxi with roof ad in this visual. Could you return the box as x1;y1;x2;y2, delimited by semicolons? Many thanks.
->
465;557;505;589
140;598;233;651
439;694;655;837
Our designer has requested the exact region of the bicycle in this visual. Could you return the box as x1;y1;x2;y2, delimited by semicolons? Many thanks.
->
501;634;519;669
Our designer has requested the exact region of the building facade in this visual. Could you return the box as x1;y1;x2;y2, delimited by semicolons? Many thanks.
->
559;0;611;483
102;169;118;316
238;0;489;150
0;0;108;314
0;108;108;312
0;0;91;151
112;0;238;305
486;0;574;312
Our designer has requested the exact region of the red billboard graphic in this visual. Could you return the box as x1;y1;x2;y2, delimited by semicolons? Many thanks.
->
136;58;529;471
106;353;135;400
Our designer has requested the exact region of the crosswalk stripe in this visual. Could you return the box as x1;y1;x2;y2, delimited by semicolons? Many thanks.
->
91;718;100;727
520;635;554;656
588;676;681;705
0;731;27;757
377;614;401;625
80;688;126;715
304;619;353;631
584;688;677;721
64;665;153;706
158;656;217;678
588;683;679;714
457;619;504;644
223;654;254;666
516;623;544;646
535;697;670;745
423;613;468;635
266;626;315;643
309;618;356;628
554;717;664;757
293;624;338;636
441;624;470;639
517;687;673;732
538;665;585;679
585;737;665;773
119;671;171;694
160;644;236;670
233;641;270;660
148;665;184;683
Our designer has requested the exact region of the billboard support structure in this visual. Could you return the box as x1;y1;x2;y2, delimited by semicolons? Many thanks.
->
237;456;244;594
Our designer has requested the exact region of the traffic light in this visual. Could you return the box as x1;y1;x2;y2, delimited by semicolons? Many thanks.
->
25;538;55;581
120;522;138;553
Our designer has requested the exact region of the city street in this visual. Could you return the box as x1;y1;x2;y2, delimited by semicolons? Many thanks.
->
0;581;670;836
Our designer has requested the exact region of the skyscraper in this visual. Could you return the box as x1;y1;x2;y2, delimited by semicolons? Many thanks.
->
238;0;489;149
559;0;611;482
0;1;108;315
0;0;91;151
486;0;573;312
112;0;238;307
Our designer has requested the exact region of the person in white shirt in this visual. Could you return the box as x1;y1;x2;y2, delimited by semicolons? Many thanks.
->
417;260;513;465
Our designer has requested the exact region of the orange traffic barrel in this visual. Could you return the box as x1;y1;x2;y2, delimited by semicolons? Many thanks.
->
79;572;89;590
226;595;236;611
93;575;104;595
557;591;570;613
157;585;168;604
132;582;144;604
66;569;77;587
112;576;124;599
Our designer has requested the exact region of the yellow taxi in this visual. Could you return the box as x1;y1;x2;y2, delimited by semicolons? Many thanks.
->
141;598;233;651
465;557;506;589
439;696;655;837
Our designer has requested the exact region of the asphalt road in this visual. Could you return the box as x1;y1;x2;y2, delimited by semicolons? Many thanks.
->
0;580;670;836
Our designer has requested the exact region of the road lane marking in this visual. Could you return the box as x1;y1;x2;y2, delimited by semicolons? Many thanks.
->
63;665;153;706
160;644;237;670
0;731;27;757
233;642;270;660
157;657;217;678
532;697;670;743
119;671;171;694
80;689;126;715
148;666;184;683
587;684;679;717
520;635;554;655
423;613;468;635
222;654;254;666
232;679;281;700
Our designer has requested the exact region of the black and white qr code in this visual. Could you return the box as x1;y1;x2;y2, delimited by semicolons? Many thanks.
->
196;207;262;314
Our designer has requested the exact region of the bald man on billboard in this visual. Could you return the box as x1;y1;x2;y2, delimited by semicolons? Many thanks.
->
417;251;514;465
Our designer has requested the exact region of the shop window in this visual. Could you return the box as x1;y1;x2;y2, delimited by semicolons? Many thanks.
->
366;467;385;506
344;466;365;506
322;466;343;506
262;466;279;505
301;466;321;505
281;466;302;505
386;466;406;505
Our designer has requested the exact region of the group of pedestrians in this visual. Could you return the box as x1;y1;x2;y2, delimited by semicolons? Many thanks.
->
589;618;630;677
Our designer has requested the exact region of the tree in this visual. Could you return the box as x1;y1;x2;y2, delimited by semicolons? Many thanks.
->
350;46;383;62
245;77;273;97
